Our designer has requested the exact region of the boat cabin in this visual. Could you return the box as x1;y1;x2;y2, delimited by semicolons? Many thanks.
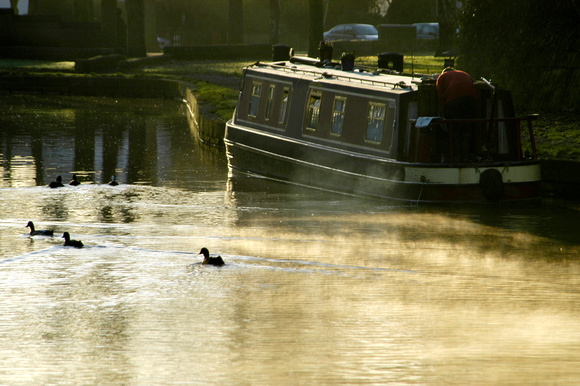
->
232;56;536;166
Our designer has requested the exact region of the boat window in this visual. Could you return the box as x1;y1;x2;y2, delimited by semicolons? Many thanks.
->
279;87;290;124
249;82;262;117
331;96;346;136
365;102;386;143
265;85;275;120
306;92;322;130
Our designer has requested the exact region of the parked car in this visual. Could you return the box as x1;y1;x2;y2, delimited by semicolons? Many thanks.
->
413;23;439;40
157;36;171;50
323;24;378;41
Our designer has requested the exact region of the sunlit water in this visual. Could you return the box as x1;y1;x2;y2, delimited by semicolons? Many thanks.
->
1;95;580;384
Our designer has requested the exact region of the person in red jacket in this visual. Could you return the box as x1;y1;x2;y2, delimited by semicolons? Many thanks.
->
436;67;478;161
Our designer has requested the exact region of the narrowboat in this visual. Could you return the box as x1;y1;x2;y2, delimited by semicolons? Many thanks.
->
224;56;541;205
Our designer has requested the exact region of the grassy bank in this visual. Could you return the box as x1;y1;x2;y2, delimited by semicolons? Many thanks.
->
2;56;578;160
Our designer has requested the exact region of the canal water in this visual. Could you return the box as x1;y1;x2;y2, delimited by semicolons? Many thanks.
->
1;95;579;384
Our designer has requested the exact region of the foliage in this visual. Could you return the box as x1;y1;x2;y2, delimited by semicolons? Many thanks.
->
340;51;355;60
324;0;385;27
385;0;437;24
319;40;333;50
529;113;580;160
28;0;97;21
457;0;580;111
194;81;239;121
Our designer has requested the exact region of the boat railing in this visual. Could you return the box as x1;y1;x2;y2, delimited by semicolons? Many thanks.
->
410;115;538;163
252;60;414;90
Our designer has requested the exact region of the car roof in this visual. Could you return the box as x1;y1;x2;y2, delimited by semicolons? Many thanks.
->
334;23;376;28
412;22;439;27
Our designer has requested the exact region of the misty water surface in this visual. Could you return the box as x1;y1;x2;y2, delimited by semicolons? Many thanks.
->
1;95;579;384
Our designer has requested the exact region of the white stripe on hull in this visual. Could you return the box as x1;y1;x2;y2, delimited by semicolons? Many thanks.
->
405;164;541;185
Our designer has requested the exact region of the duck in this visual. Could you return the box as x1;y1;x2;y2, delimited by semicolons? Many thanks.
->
198;247;225;266
69;174;81;186
62;232;84;248
49;176;64;188
108;175;119;186
25;221;54;237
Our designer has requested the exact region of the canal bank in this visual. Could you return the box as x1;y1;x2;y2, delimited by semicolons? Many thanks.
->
1;67;578;202
0;72;227;146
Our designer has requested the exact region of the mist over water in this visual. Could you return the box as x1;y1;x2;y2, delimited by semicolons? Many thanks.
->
1;95;579;384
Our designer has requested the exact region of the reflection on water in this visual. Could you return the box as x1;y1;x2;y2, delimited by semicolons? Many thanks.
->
1;95;580;384
0;94;226;189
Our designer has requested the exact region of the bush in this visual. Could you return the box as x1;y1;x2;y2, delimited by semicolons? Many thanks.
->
457;0;580;111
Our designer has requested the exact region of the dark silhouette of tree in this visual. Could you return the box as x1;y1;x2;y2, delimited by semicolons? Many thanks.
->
437;0;456;54
101;0;117;47
384;0;437;24
126;0;146;57
308;0;323;57
270;0;281;44
10;0;19;14
28;0;73;17
28;0;38;14
73;0;93;22
324;0;388;28
458;0;580;110
229;0;244;44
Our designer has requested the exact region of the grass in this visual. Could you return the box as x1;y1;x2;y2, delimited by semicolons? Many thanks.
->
139;59;254;78
194;80;239;121
2;56;578;160
0;59;76;71
358;55;447;75
533;113;580;160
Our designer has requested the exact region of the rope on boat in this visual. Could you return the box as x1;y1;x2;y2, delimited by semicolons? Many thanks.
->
416;175;426;205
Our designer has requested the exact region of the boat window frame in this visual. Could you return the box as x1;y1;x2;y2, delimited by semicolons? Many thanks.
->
330;96;347;136
279;87;290;125
265;84;275;120
305;90;323;131
365;101;387;144
248;81;262;118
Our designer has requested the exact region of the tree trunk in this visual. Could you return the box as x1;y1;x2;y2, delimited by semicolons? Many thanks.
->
269;0;281;45
28;0;39;14
73;0;93;22
437;0;457;55
144;0;158;52
10;0;19;14
228;0;244;44
126;0;147;57
101;0;117;48
308;0;323;58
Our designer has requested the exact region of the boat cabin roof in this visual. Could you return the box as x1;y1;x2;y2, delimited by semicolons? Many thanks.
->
246;56;429;95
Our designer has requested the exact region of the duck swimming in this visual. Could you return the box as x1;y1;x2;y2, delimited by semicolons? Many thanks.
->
69;174;81;186
26;221;54;236
108;175;119;186
198;247;225;266
49;176;64;188
62;232;84;248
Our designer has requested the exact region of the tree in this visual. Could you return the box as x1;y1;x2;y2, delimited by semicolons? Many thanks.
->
73;0;94;22
229;0;244;44
324;0;387;27
437;0;456;54
308;0;323;57
270;0;281;44
126;0;146;57
457;0;580;110
28;0;73;18
10;0;19;14
384;0;436;24
101;0;117;47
